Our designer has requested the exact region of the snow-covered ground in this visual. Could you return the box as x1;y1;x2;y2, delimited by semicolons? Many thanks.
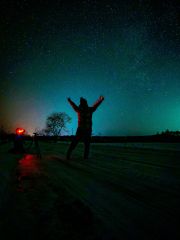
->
92;142;180;151
1;142;179;239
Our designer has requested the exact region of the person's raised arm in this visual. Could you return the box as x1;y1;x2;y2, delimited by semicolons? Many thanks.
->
67;98;79;112
92;96;104;112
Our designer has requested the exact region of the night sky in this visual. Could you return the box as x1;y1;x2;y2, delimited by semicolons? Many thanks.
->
0;0;179;136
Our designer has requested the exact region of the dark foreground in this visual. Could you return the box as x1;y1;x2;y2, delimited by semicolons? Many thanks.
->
0;142;179;240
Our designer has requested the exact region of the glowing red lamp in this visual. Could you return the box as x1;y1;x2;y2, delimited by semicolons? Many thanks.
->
16;128;25;135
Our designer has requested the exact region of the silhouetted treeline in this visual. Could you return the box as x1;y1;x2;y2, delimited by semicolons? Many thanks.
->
20;134;180;143
157;129;180;137
2;131;180;144
0;126;9;144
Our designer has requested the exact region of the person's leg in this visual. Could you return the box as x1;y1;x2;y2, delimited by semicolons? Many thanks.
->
66;136;79;160
83;134;91;160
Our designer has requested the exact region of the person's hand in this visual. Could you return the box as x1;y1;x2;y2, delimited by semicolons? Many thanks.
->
100;96;104;101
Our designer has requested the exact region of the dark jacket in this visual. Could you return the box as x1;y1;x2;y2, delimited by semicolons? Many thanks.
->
68;98;104;132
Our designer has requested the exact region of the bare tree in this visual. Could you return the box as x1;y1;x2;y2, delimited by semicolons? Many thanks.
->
45;112;71;136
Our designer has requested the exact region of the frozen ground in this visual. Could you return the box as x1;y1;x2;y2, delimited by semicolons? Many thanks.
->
92;142;180;151
0;142;180;240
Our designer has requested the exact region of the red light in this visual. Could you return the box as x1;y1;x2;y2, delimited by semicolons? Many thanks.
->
16;128;25;135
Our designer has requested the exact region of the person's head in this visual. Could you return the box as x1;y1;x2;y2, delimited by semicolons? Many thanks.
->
79;97;88;108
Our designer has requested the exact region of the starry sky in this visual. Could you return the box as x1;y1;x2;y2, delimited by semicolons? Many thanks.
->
0;0;179;136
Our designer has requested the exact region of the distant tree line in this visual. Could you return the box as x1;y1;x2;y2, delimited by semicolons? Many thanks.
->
1;112;180;144
0;126;9;144
156;129;180;136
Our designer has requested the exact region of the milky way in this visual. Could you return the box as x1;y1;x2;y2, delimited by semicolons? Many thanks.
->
0;0;179;135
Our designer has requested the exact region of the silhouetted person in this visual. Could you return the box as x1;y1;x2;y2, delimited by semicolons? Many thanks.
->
66;96;104;160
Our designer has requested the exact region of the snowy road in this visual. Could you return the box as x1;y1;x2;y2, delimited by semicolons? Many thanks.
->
0;142;180;240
